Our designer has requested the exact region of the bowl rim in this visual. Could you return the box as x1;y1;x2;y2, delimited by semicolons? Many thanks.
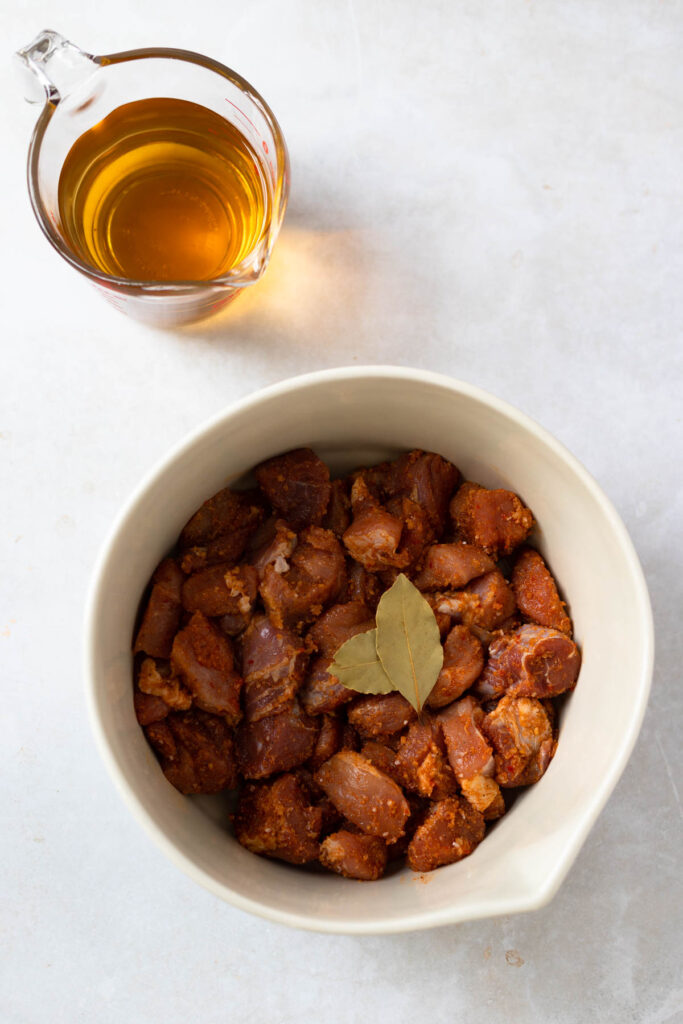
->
83;365;654;934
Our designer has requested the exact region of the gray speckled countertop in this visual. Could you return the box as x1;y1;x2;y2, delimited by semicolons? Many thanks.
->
3;2;682;1021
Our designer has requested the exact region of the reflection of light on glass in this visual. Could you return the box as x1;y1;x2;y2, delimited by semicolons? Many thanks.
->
187;226;367;341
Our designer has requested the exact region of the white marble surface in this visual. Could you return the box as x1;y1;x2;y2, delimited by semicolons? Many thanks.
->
2;1;682;1021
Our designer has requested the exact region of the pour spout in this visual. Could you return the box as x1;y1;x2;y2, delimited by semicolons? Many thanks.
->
15;30;98;104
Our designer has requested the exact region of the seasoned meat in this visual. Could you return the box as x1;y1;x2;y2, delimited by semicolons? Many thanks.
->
299;655;355;715
459;775;505;820
360;740;403;783
307;601;374;657
133;445;582;882
427;598;455;638
476;624;581;699
461;570;516;629
317;796;345;836
260;526;346;630
450;481;533;556
255;448;331;531
241;614;306;682
322;478;352;537
145;709;238;794
133;689;170;725
342;499;406;572
242;669;302;723
432;571;516;631
428;625;485;708
351;449;459;540
307;714;345;771
235;701;319;779
439;697;494;779
412;543;496;591
320;830;388;880
178;487;264;573
482;695;555;787
234;774;322;864
293;768;346;834
241;615;307;722
385;495;433;566
391;450;460;535
133;558;184;658
315;750;411;841
341;722;360;751
181;563;258;622
343;472;436;572
216;611;253;638
347;693;417;740
350;461;394;502
170;612;242;724
385;795;430;861
393;717;458;800
137;657;192;711
248;518;297;581
511;548;572;634
342;561;383;609
407;797;485;872
438;697;503;819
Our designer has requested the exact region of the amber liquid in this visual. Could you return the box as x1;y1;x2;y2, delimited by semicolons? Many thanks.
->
58;97;271;282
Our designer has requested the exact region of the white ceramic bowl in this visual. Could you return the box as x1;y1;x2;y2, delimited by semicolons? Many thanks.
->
84;367;653;933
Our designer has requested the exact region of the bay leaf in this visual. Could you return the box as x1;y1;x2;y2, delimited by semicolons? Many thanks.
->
375;573;444;713
329;628;394;696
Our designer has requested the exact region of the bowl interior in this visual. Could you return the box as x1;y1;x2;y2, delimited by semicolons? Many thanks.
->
86;370;652;932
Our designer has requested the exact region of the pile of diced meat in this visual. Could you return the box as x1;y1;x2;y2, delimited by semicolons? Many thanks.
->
132;448;580;880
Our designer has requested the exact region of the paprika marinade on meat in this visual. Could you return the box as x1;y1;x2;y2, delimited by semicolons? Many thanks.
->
132;447;580;880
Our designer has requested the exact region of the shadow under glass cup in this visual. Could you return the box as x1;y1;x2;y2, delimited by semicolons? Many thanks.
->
15;30;290;326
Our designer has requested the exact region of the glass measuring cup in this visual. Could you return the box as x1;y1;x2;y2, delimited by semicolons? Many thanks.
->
15;30;290;326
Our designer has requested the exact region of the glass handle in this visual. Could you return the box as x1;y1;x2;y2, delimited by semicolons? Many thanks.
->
15;29;98;104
